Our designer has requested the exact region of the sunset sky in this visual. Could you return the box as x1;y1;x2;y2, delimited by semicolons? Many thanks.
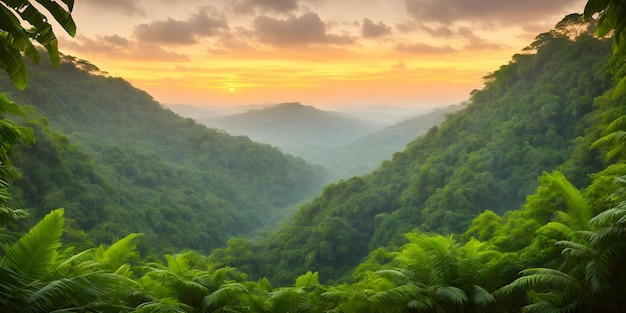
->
54;0;586;109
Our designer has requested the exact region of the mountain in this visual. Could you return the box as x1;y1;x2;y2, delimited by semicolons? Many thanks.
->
201;102;379;151
316;104;464;176
166;103;271;120
209;24;619;284
199;103;380;177
198;102;458;180
0;56;327;254
333;105;436;125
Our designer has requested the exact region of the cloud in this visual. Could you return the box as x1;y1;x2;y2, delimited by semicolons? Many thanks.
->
133;7;228;45
253;12;356;46
457;27;504;50
396;21;455;39
62;35;130;58
81;0;146;16
233;0;300;14
213;26;258;52
61;35;190;62
394;42;456;54
420;25;455;38
362;18;392;38
405;0;581;25
103;35;130;47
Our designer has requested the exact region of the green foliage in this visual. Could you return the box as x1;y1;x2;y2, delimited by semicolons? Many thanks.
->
234;16;616;285
0;0;75;89
0;56;327;253
2;4;626;312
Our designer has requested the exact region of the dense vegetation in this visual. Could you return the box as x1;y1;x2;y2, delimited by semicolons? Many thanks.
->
0;55;327;254
2;1;626;312
221;15;620;284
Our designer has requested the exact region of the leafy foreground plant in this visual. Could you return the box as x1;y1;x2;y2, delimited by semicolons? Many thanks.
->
0;208;124;312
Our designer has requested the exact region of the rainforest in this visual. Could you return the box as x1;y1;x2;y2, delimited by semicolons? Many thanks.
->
2;0;626;312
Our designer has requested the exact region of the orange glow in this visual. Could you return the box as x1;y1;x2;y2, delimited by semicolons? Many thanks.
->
57;0;586;109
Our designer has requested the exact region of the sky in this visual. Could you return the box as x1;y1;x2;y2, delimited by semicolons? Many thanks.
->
52;0;586;109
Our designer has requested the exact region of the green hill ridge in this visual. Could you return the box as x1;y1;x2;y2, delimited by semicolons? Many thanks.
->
0;57;327;254
211;17;623;284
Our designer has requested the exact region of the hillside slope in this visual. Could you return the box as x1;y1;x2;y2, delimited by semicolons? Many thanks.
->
317;104;464;176
201;102;458;180
221;24;621;284
0;57;327;253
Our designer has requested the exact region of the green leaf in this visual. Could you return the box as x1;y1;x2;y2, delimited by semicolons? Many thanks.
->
0;41;28;89
35;0;77;36
5;208;64;282
100;233;143;271
0;93;26;116
433;285;467;306
471;285;495;306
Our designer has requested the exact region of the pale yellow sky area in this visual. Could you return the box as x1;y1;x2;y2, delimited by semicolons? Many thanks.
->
53;0;587;109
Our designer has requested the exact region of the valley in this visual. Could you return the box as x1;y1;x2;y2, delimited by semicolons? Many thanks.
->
1;3;625;312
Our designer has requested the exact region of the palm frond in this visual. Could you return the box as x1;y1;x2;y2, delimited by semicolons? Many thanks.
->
374;269;413;285
367;284;417;307
100;233;143;271
407;297;435;311
494;268;581;298
201;282;246;312
27;272;117;311
550;173;591;231
471;285;495;306
556;240;595;260
5;208;64;282
264;287;297;312
133;297;187;313
433;285;467;306
589;207;626;227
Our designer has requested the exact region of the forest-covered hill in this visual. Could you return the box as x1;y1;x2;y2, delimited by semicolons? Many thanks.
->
0;57;327;254
200;102;459;180
201;102;376;179
3;6;626;312
315;104;464;178
206;16;625;284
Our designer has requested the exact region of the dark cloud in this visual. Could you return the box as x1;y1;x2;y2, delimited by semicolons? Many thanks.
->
396;21;418;33
103;35;130;47
405;0;580;24
395;42;456;54
420;25;455;38
214;26;258;52
133;7;228;45
62;35;190;61
396;21;455;38
233;0;300;14
362;18;392;38
253;12;356;46
82;0;145;16
457;27;504;50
